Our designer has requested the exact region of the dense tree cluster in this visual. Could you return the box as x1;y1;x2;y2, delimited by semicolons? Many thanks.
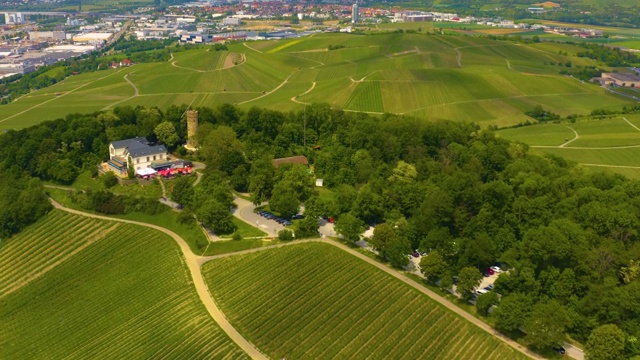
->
0;173;51;239
577;43;640;67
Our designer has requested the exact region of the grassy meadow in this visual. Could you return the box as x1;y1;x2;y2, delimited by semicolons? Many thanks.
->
202;242;529;360
0;210;246;359
0;32;634;130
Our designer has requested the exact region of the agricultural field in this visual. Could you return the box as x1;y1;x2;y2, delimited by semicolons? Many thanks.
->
0;210;246;359
202;242;528;360
0;32;635;130
497;115;640;178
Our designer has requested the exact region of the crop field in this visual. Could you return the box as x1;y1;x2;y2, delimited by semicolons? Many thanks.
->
0;32;635;130
0;210;246;359
202;242;528;360
497;116;640;178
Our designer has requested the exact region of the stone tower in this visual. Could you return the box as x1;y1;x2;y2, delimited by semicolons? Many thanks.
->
186;110;198;150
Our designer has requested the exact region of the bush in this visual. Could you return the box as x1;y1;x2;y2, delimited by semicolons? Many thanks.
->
278;229;294;241
232;231;242;241
178;208;195;224
101;172;118;188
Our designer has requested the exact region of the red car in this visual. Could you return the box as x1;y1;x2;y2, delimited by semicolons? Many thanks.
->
486;268;495;275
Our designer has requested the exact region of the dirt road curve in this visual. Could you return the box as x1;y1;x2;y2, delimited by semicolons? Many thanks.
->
48;199;268;360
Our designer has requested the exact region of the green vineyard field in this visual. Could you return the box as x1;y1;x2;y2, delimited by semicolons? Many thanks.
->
203;242;528;360
0;210;246;359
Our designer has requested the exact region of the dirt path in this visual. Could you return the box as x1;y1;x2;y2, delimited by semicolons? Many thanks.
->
236;74;294;105
559;126;579;147
49;199;267;360
102;73;139;110
623;116;640;132
243;42;262;53
158;177;167;198
124;73;139;96
290;82;316;105
203;239;542;360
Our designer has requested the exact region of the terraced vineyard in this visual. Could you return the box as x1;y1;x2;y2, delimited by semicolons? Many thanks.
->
0;32;634;130
202;242;528;360
0;210;246;359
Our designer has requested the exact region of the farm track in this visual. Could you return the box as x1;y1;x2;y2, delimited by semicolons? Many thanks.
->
559;126;579;147
202;242;541;360
290;82;316;104
48;199;268;360
236;73;294;105
623;116;640;132
102;73;139;110
243;42;262;53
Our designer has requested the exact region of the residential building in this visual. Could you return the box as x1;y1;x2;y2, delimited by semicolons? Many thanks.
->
108;137;168;176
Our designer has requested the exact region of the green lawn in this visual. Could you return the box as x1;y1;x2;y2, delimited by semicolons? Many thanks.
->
202;242;528;360
219;217;267;239
0;210;247;359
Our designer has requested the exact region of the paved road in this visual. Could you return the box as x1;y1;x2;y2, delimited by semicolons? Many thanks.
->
232;196;284;237
565;344;584;360
232;196;336;238
48;199;267;360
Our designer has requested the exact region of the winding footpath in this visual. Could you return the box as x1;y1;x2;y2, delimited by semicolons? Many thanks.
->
48;198;268;360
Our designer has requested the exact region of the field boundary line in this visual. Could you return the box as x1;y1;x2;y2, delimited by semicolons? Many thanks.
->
403;92;594;115
48;199;268;360
243;42;262;53
623;117;640;132
559;126;579;147
236;73;293;105
0;69;125;124
532;144;640;150
205;240;541;360
580;163;640;169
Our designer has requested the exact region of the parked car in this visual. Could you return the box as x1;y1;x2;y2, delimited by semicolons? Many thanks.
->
486;268;495;275
553;346;566;355
282;220;292;226
483;271;491;278
292;214;304;220
485;284;494;290
412;252;420;258
476;289;488;295
490;266;502;273
452;276;459;285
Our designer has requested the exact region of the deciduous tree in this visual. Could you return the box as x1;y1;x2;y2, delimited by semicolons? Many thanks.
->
586;324;626;360
457;267;482;300
334;213;364;244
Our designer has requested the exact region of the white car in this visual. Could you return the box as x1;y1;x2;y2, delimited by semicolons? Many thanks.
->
490;266;502;273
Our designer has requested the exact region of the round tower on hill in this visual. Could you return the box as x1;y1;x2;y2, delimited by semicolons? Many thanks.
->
186;110;198;150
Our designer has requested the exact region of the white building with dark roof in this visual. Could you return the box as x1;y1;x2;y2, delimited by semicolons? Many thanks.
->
108;137;168;176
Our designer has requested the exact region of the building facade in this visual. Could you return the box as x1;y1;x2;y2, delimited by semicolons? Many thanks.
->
108;137;168;176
